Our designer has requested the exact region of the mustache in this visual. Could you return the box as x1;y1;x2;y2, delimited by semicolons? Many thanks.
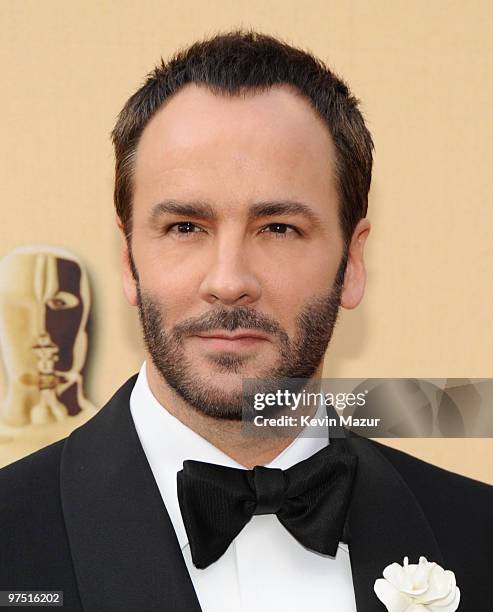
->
168;306;284;338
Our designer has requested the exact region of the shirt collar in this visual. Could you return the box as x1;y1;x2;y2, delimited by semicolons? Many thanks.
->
130;361;334;551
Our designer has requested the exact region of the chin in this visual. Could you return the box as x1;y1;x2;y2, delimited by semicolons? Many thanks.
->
195;370;247;390
202;359;276;382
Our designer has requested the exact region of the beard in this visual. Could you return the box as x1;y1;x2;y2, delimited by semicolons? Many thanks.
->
135;253;347;421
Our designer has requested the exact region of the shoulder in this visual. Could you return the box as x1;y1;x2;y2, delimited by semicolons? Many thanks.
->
0;439;67;541
371;439;493;499
370;439;493;547
0;373;139;529
0;438;66;508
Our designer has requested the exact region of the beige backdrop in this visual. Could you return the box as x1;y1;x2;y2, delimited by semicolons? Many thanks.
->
0;0;492;482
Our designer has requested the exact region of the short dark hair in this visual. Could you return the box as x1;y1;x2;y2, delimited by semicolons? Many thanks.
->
111;30;374;248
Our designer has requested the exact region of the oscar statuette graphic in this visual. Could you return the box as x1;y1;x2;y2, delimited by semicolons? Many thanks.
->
0;245;96;466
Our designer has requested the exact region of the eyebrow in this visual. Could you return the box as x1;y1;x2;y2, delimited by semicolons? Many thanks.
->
148;199;323;228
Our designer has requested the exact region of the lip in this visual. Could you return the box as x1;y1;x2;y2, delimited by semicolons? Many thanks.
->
195;330;269;341
192;330;269;351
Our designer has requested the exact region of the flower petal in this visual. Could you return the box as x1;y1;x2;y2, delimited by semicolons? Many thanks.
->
429;585;460;612
374;578;412;612
383;562;407;588
398;560;432;596
414;567;456;604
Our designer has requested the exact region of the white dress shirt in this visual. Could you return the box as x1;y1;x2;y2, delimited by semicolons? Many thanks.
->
130;362;357;611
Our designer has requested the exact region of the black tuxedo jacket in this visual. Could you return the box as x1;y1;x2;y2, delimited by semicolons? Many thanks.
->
1;375;492;611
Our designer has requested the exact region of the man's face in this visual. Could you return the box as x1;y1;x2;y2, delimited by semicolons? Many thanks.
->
123;84;369;419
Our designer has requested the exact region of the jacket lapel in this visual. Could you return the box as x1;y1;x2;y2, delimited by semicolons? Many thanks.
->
60;376;201;612
345;433;445;611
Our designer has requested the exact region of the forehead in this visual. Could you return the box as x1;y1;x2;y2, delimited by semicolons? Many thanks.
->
0;253;81;299
133;83;338;211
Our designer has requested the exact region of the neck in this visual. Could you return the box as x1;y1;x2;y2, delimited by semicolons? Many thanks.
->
145;361;323;469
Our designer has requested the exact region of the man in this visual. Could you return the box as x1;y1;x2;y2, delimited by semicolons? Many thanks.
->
0;30;491;612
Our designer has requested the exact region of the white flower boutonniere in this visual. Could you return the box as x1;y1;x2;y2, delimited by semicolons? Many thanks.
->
374;556;460;611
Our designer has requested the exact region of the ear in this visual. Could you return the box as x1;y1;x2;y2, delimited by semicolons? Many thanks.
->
118;217;138;307
340;218;371;310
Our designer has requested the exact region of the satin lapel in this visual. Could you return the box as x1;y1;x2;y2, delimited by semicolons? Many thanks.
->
345;434;445;612
60;376;202;612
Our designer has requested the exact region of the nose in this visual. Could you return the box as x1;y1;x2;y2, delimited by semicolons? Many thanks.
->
198;236;262;306
34;254;58;335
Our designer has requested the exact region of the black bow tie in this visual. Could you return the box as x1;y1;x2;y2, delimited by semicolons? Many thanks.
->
177;436;358;569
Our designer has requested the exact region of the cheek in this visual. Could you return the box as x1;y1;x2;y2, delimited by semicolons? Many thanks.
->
0;302;38;369
263;251;337;299
261;254;339;330
46;307;83;371
140;264;202;317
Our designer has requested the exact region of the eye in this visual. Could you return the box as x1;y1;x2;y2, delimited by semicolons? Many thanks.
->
260;223;300;237
46;292;79;310
166;221;205;237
